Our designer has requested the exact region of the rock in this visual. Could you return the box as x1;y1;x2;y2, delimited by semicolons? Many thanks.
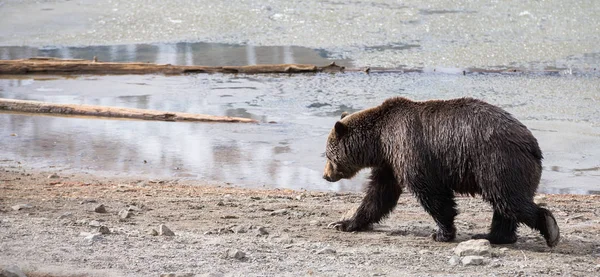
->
57;212;73;219
454;239;491;257
89;220;101;227
461;255;485;266
256;226;269;236
98;226;110;234
221;215;238;219
233;225;247;234
119;209;133;219
309;220;321;226
48;173;60;179
419;249;430;255
11;204;33;211
534;195;547;206
80;199;97;204
94;204;107;213
316;247;336;254
448;255;461;266
84;233;103;241
0;265;27;277
159;224;175;236
270;209;288;216
149;229;159;236
223;249;246;260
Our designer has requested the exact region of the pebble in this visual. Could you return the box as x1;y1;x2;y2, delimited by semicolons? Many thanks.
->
0;265;27;277
419;250;430;255
448;256;461;266
11;204;33;211
257;226;269;236
98;226;110;234
119;209;133;219
80;199;97;204
84;233;103;241
159;224;175;236
89;220;102;227
461;255;485;266
221;215;238;219
270;209;288;216
454;239;491;257
149;229;159;236
316;247;336;255
223;249;246;260
48;173;60;179
57;212;73;219
309;220;322;226
94;204;107;213
233;225;247;234
160;273;194;277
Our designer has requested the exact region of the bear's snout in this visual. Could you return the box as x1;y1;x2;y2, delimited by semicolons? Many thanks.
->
323;160;341;182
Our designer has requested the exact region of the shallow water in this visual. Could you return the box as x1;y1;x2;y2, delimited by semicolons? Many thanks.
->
0;43;352;67
1;72;599;194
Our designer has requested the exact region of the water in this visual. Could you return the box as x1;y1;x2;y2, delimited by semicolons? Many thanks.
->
1;72;599;194
1;0;599;69
0;43;352;67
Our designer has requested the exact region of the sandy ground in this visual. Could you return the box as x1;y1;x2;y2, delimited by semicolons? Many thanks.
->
1;161;599;276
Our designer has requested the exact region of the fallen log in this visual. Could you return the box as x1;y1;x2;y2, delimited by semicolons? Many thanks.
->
0;98;257;123
0;57;345;75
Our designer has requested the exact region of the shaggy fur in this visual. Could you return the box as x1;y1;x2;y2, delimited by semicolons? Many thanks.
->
323;97;560;247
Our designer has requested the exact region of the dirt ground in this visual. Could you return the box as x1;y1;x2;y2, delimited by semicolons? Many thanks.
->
1;161;599;277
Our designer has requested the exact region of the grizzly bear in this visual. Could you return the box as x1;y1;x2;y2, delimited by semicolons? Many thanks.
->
323;97;559;247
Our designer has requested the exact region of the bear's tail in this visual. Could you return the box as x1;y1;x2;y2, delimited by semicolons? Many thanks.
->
537;207;560;247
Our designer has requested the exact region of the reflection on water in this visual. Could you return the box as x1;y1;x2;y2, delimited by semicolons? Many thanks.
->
0;42;353;67
1;72;599;194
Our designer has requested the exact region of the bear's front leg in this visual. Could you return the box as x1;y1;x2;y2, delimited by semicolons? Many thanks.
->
329;167;402;232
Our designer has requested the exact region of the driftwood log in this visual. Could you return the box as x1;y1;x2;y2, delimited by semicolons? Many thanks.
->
0;57;345;75
0;98;257;123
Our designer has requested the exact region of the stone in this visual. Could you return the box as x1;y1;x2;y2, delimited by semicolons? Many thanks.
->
309;220;321;226
454;239;491;257
89;220;102;227
448;256;461;266
224;249;246;260
94;204;107;213
256;226;269;236
316;247;336;254
461;255;485;266
11;204;33;211
84;233;103;241
159;224;175;236
98;226;110;234
48;173;60;179
419;250;430;255
233;225;247;234
270;209;288;216
57;212;73;219
149;229;159;236
0;265;27;277
119;209;133;219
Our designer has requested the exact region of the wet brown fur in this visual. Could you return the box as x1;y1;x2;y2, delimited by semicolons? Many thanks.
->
323;97;560;247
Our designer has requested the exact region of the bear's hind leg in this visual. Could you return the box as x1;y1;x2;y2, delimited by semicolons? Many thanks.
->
414;187;458;242
472;210;518;244
516;204;560;248
329;167;401;232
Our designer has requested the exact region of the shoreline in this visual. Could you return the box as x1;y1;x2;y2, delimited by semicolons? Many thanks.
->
1;165;599;276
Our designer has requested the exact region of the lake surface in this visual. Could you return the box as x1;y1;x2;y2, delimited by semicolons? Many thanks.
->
1;72;599;194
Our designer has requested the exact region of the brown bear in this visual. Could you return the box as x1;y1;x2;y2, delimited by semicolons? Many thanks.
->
323;97;559;247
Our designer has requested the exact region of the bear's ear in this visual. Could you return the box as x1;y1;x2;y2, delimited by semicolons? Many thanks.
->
340;112;349;119
334;121;348;137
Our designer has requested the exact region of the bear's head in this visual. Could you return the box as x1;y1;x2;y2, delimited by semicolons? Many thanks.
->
323;111;376;182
